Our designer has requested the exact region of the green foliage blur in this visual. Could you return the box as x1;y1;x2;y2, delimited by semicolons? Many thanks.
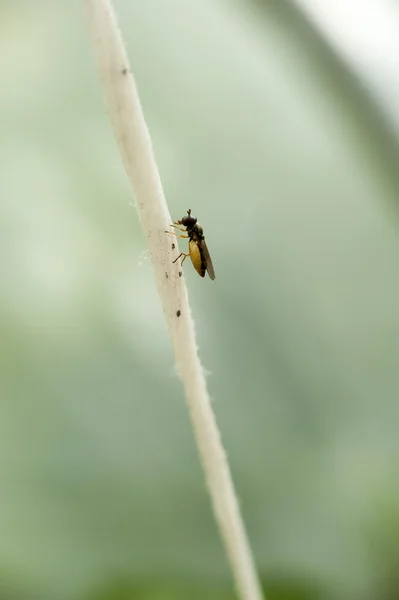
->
1;1;399;599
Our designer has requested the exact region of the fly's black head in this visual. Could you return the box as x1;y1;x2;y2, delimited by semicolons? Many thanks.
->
181;208;197;229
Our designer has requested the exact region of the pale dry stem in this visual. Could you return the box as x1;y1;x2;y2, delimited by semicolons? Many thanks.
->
83;2;265;598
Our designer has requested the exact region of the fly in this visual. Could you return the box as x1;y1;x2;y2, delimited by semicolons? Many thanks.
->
166;209;215;280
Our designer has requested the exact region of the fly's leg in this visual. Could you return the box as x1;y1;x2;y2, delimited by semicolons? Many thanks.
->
165;231;189;238
173;252;189;265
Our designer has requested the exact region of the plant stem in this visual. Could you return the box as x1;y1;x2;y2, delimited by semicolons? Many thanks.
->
83;2;265;598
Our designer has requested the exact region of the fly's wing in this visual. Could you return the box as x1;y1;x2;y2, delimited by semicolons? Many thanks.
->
200;239;215;280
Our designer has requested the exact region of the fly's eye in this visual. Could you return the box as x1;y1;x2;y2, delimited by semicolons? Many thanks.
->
182;216;197;227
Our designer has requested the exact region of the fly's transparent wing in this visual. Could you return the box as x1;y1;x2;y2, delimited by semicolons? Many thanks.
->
200;239;215;280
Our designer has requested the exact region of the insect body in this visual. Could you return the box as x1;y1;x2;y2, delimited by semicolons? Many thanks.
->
166;209;215;280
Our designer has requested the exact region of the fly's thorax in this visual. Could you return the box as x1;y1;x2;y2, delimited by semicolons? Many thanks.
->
189;223;204;242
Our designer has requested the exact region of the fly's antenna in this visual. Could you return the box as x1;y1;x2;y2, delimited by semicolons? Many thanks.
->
187;208;192;217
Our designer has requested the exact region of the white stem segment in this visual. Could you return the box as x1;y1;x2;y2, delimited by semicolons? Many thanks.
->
83;2;265;599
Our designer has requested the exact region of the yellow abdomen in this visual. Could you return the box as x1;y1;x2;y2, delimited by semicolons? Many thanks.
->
189;240;205;277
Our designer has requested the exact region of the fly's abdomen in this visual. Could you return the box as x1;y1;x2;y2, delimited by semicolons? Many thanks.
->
189;240;206;277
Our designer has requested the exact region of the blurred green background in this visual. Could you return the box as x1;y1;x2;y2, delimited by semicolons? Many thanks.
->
1;1;399;599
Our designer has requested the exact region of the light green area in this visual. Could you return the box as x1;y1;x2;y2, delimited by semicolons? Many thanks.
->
1;1;399;599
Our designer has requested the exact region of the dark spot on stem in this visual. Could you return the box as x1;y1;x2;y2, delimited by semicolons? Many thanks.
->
179;271;182;277
172;243;175;250
122;67;128;75
165;272;168;279
176;310;181;317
